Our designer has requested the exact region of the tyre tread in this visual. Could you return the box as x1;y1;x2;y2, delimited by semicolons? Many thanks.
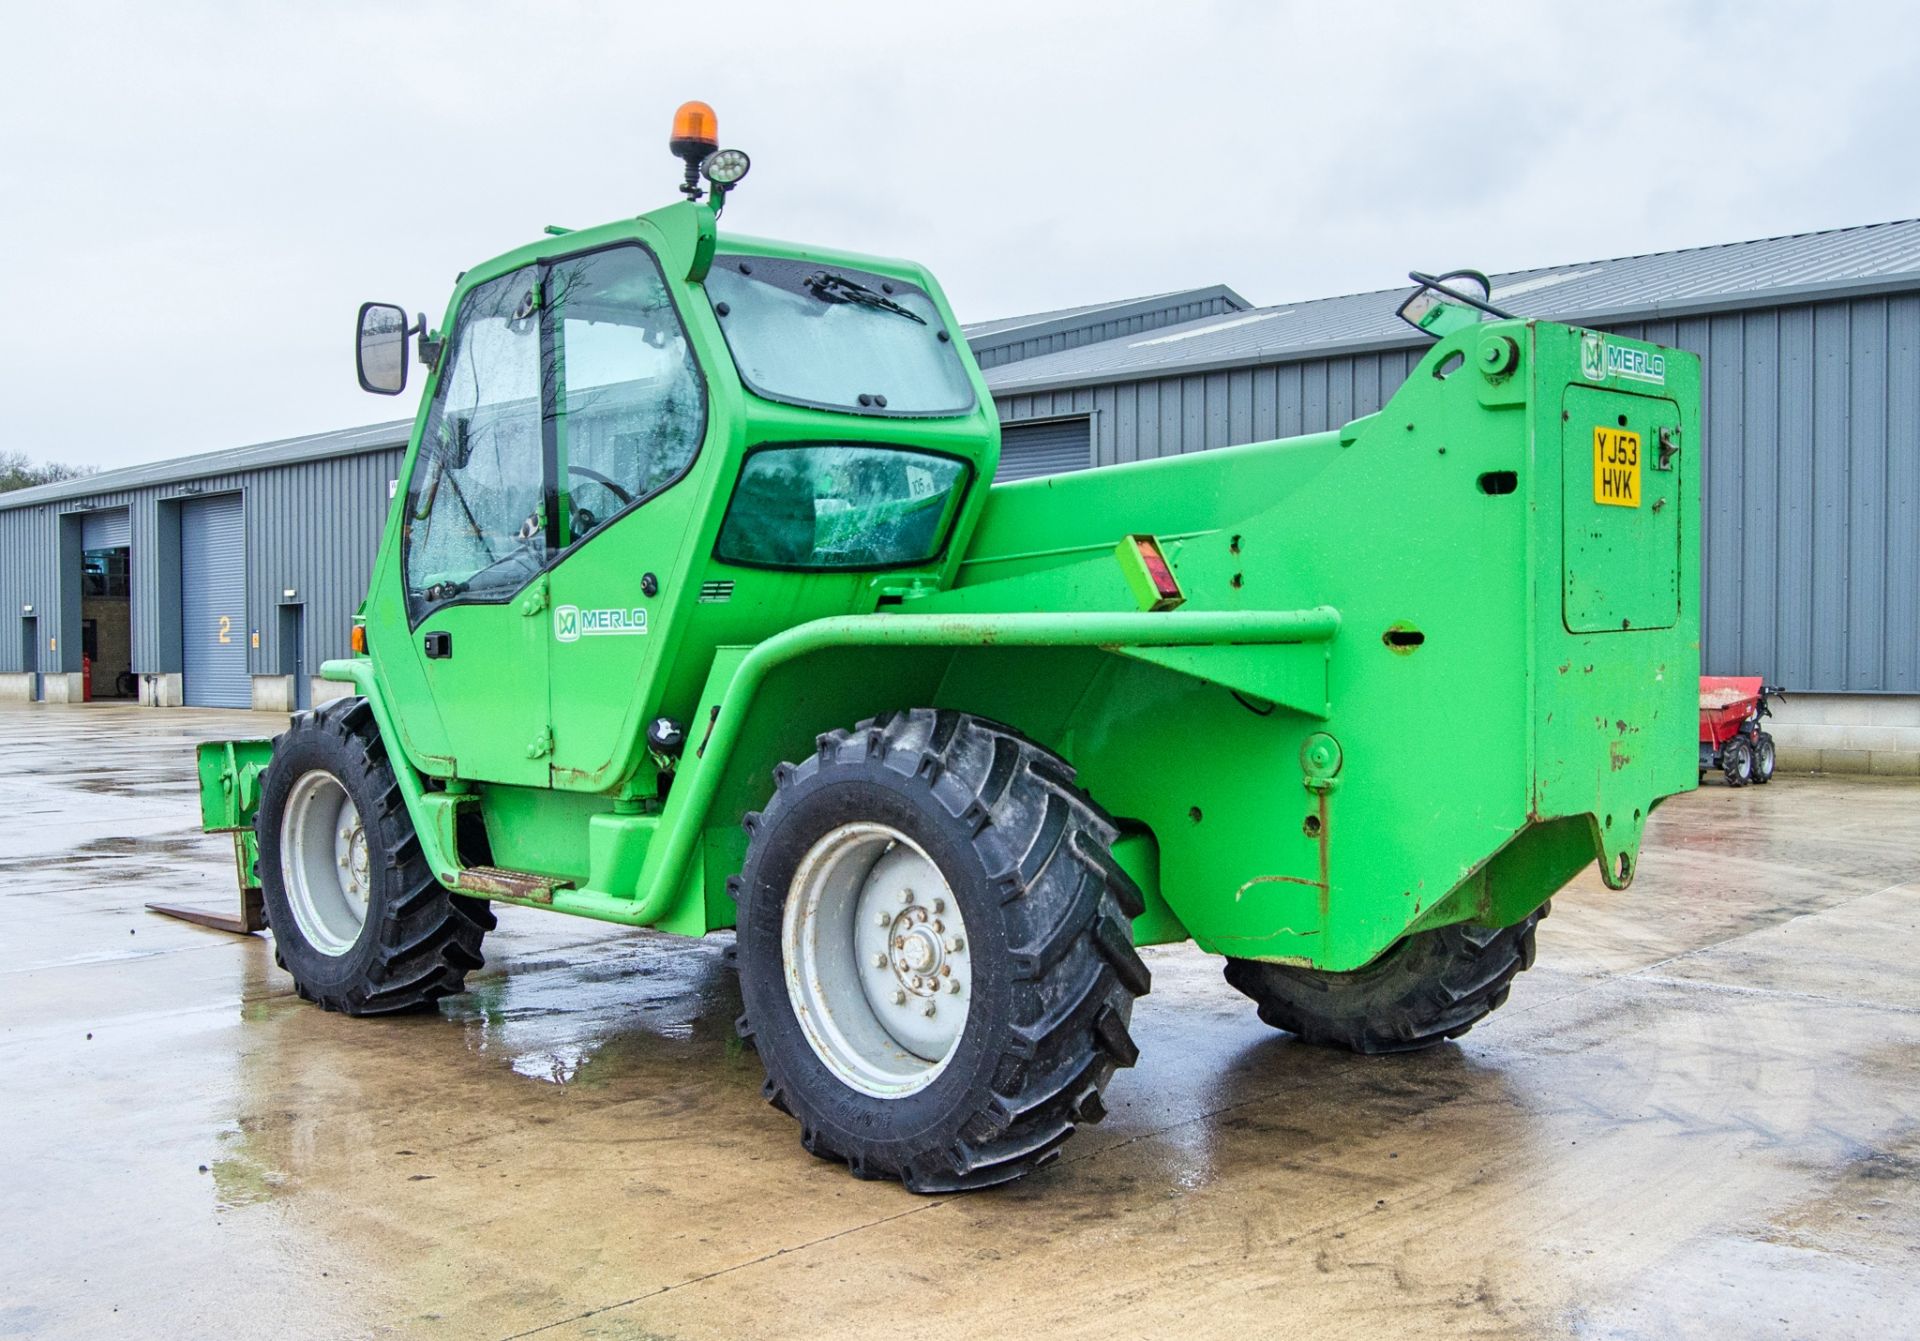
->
738;708;1147;1192
258;696;490;1017
1223;904;1547;1055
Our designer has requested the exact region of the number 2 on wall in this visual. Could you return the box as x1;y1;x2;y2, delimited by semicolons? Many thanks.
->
217;615;232;644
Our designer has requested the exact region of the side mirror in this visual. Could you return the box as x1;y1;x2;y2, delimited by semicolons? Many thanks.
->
356;302;410;395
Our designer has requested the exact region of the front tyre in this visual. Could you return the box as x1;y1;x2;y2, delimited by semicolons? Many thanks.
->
255;697;494;1015
1750;732;1777;784
1223;904;1547;1055
735;710;1150;1192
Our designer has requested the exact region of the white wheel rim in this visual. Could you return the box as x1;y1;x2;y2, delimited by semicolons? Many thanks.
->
781;822;972;1099
280;769;370;956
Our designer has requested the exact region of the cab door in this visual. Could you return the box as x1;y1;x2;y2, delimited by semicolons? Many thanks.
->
543;244;709;786
395;264;554;784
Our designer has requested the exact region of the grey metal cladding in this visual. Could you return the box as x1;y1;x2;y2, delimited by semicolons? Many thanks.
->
0;419;411;512
1609;295;1920;695
1;503;60;672
0;442;403;677
996;348;1422;467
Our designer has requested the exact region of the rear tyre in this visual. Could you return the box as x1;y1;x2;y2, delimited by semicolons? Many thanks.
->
1750;732;1776;784
1722;736;1754;787
255;697;494;1016
734;709;1149;1192
1223;903;1547;1055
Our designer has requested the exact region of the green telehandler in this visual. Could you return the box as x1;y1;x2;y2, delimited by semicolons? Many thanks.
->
196;101;1700;1191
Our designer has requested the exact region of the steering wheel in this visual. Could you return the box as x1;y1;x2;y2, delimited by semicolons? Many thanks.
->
515;468;638;545
565;465;636;539
569;464;635;507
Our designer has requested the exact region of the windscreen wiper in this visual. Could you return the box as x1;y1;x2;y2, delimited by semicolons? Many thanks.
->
803;271;926;324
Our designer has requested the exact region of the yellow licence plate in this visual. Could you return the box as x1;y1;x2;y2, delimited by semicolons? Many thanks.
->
1593;426;1641;507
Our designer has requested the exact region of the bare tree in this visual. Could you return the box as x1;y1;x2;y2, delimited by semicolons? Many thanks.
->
0;451;96;493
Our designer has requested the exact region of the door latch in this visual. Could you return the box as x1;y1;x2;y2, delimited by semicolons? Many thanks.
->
423;631;452;660
1655;426;1681;471
525;727;552;759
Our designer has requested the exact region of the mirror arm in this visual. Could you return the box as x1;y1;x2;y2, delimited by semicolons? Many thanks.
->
409;313;442;369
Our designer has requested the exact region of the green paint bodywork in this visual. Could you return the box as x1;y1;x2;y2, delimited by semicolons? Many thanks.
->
197;737;273;895
201;197;1701;972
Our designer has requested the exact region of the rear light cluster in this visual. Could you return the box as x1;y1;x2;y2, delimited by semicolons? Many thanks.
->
1115;533;1186;612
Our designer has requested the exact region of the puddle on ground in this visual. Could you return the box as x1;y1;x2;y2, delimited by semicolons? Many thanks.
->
443;934;745;1089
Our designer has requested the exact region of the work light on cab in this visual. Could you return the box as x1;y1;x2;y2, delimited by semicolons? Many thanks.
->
701;147;751;187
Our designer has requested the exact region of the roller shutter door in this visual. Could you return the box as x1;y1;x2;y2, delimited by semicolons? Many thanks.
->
996;417;1091;481
80;508;130;549
180;494;249;708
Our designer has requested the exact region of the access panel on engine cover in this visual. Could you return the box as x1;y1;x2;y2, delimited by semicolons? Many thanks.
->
1561;386;1682;633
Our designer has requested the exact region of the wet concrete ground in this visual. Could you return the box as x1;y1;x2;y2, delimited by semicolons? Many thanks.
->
2;702;1916;1340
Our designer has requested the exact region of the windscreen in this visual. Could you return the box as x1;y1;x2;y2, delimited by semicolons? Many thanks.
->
704;256;974;416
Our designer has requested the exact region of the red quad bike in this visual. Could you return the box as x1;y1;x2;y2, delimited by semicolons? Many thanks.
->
1699;676;1785;787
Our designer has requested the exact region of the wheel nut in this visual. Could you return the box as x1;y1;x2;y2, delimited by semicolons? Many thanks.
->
900;887;914;904
931;898;945;913
892;989;906;1005
947;936;964;953
923;1001;937;1018
872;953;888;968
948;979;962;994
876;911;891;926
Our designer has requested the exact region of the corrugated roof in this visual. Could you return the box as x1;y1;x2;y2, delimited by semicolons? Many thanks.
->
961;292;1184;341
987;218;1920;395
0;419;412;512
962;285;1250;350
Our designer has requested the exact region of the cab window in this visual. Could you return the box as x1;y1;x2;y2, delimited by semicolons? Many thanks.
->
403;266;545;619
714;444;969;570
704;256;974;417
551;246;705;542
403;247;706;621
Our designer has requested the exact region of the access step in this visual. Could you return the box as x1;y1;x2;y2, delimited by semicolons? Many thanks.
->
453;866;575;904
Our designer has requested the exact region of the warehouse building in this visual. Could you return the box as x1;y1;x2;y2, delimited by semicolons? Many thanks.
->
3;220;1916;770
0;423;407;710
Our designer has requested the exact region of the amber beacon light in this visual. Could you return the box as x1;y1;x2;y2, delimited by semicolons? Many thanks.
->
670;100;720;198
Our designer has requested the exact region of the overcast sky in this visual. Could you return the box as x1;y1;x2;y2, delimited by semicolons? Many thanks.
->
3;1;1916;472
